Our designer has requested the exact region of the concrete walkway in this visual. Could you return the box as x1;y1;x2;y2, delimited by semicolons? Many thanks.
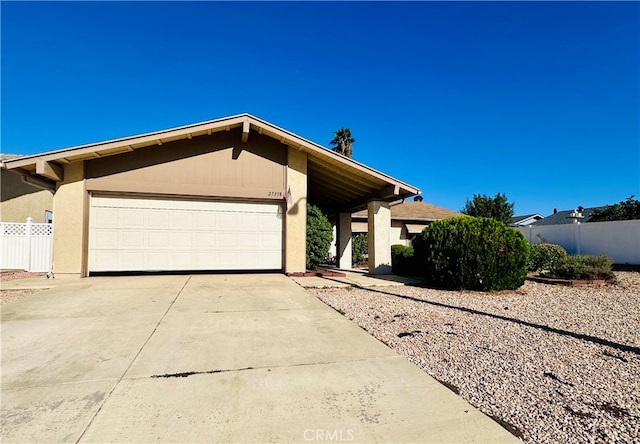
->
290;269;424;288
1;274;518;443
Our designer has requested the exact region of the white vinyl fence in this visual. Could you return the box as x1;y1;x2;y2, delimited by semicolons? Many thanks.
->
0;218;53;272
516;220;640;265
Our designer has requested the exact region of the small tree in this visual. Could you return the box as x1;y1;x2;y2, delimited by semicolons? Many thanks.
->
461;192;514;225
306;204;333;270
588;196;640;222
330;128;355;158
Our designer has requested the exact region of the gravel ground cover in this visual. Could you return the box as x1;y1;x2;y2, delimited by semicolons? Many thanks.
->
1;271;46;305
311;272;640;444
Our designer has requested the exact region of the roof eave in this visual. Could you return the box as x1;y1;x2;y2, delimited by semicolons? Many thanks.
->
2;113;420;197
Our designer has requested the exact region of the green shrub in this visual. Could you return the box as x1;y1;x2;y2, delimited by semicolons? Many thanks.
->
352;233;368;264
306;204;333;270
391;244;415;276
548;254;615;281
413;216;530;291
528;243;568;272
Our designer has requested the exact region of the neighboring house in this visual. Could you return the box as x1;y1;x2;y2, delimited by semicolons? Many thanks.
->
530;207;605;226
511;214;544;227
351;196;460;246
1;155;54;223
2;114;419;276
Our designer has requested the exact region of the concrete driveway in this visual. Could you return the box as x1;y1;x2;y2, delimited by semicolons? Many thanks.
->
1;274;518;443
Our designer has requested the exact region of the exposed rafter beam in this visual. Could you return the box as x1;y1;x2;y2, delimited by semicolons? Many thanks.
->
379;184;400;199
22;174;56;191
241;118;250;143
35;160;64;182
308;168;372;194
323;185;401;215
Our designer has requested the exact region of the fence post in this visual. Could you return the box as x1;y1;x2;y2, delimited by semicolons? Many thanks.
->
25;217;33;271
576;222;582;255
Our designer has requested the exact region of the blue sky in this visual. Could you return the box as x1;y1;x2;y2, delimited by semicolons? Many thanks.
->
2;1;638;216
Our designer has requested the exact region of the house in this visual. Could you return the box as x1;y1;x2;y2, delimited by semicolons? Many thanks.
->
1;114;419;276
511;214;544;227
530;207;605;226
351;196;460;246
1;155;54;223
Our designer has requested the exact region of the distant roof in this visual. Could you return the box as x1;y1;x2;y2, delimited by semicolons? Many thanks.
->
353;200;460;221
531;207;605;225
511;213;544;226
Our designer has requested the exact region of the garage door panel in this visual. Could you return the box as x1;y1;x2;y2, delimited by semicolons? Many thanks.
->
218;213;238;229
93;208;119;227
121;210;144;227
147;211;170;228
238;233;259;248
122;231;144;248
172;232;194;248
172;212;194;228
194;213;216;227
121;252;145;268
147;232;170;248
89;196;283;272
260;233;282;249
218;233;238;249
147;251;170;268
195;232;215;247
92;230;119;248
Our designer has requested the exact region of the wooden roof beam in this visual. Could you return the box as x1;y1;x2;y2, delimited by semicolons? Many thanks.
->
241;118;250;143
36;160;64;182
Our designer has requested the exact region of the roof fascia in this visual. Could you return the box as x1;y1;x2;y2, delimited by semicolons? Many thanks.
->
3;113;420;196
4;114;249;169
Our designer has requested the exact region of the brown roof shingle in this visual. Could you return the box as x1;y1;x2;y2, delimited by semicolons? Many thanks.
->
353;200;460;221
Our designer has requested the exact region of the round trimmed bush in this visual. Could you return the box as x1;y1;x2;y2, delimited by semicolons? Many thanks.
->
413;216;530;291
527;243;568;272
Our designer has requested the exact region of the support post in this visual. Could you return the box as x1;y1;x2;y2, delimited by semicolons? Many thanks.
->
337;212;352;270
25;217;33;272
367;200;392;274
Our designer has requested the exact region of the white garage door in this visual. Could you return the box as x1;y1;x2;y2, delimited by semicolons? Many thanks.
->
89;195;283;272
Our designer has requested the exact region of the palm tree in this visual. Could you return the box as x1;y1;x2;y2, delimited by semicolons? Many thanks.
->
330;128;355;158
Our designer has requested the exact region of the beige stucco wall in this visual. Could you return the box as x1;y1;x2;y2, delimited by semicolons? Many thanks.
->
0;170;53;223
52;162;86;276
285;147;307;273
85;129;286;200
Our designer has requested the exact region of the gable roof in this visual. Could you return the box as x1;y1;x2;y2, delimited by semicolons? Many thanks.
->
2;113;419;214
353;200;460;221
531;207;605;225
511;213;544;226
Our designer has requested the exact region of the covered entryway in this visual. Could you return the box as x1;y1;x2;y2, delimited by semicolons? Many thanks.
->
88;195;283;273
